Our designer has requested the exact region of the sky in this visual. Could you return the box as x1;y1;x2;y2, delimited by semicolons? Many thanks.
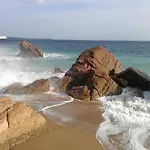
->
1;0;150;40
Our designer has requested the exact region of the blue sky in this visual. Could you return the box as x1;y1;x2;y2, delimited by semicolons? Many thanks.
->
1;0;150;40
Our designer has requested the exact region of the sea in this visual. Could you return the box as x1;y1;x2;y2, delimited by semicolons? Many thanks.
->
1;38;150;150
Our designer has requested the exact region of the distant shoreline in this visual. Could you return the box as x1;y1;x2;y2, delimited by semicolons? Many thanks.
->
4;37;150;42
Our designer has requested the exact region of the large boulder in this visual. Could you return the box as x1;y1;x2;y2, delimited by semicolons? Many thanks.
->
18;40;44;57
0;97;47;150
110;67;150;90
59;46;123;101
1;79;50;95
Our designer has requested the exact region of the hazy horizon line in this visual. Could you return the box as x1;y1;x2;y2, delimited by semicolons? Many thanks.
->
5;36;150;42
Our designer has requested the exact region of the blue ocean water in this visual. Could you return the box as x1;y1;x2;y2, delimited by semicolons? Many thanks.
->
1;39;150;73
1;38;150;150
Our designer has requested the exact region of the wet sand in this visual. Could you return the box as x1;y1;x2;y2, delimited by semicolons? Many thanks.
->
12;119;104;150
11;95;104;150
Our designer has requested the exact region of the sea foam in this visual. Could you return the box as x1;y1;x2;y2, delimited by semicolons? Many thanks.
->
44;53;70;59
96;87;150;150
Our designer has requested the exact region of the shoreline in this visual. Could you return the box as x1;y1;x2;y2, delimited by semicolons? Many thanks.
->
12;117;104;150
6;93;105;150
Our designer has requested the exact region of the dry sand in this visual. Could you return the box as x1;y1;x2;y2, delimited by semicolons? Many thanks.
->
12;119;104;150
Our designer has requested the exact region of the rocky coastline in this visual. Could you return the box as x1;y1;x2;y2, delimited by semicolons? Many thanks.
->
1;40;150;149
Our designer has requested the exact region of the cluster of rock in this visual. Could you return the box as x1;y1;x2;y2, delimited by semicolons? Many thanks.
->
57;46;150;100
1;41;150;149
4;41;150;100
59;46;123;101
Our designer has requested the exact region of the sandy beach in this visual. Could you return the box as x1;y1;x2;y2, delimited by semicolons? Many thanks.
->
12;118;104;150
8;93;104;150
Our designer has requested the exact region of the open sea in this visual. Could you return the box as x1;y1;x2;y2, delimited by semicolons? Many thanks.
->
1;38;150;150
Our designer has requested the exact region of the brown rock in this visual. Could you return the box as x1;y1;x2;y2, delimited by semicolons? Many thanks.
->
0;97;47;150
59;46;123;101
2;79;50;95
54;67;64;73
1;83;23;94
18;40;44;57
68;86;91;101
111;67;150;90
23;79;50;94
48;76;60;92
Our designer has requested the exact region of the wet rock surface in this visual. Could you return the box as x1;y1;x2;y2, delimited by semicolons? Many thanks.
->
59;46;123;101
18;40;44;57
110;67;150;90
0;97;47;150
54;67;64;73
1;79;50;95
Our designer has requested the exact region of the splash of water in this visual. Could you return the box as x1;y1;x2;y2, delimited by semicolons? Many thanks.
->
96;87;150;150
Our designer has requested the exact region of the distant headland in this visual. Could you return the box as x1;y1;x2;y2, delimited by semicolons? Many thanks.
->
7;37;53;41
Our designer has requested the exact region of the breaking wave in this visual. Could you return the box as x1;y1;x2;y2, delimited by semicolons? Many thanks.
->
96;87;150;150
44;53;70;59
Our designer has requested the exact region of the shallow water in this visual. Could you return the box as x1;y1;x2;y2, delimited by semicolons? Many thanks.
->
1;39;150;149
11;93;102;134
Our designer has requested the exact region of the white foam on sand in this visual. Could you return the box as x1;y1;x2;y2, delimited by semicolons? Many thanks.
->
96;87;150;150
11;93;73;111
39;97;74;112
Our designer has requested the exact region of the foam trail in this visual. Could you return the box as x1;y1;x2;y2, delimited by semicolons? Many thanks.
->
96;87;150;150
44;53;70;59
129;128;149;150
38;97;73;112
96;113;121;145
43;109;73;124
